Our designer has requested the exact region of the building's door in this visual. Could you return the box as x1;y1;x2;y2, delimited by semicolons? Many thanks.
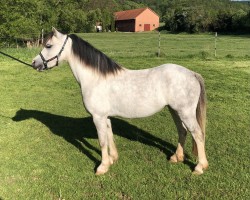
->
144;24;150;31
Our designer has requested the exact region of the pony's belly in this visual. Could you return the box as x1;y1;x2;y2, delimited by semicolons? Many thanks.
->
111;102;166;118
109;84;167;118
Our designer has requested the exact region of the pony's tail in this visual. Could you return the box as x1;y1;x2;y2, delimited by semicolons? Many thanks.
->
192;73;207;157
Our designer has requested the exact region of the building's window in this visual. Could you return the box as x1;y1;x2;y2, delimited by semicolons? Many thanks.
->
139;24;142;26
153;24;155;27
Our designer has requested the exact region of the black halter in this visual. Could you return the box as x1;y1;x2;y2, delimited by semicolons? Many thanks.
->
39;35;69;69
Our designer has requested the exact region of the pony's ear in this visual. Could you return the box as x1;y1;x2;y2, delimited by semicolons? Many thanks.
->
52;27;63;38
52;27;58;34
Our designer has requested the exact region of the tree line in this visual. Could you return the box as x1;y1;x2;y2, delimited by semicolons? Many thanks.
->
159;0;250;33
0;0;249;41
134;0;250;33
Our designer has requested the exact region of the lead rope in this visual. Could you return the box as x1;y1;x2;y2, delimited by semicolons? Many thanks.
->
0;50;32;67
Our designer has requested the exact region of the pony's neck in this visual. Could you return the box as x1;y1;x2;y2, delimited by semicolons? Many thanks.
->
67;52;100;90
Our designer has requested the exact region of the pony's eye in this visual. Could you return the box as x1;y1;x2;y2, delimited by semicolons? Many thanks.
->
45;44;52;48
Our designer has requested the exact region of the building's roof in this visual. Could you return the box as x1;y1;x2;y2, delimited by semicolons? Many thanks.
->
115;7;158;21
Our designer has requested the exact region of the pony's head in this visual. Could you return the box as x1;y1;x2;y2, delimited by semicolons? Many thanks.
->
32;27;123;76
32;28;69;71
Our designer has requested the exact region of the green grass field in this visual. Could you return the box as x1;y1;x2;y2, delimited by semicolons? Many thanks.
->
0;32;249;199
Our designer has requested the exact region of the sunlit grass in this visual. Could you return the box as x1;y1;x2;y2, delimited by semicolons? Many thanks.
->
0;33;249;199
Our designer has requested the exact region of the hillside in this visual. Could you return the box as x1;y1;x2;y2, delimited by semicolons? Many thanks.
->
0;0;249;39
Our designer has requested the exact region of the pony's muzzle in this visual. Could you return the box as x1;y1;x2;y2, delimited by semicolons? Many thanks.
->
32;60;46;71
31;60;36;67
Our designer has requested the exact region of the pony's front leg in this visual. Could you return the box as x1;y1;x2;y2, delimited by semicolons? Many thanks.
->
107;118;118;164
93;116;111;175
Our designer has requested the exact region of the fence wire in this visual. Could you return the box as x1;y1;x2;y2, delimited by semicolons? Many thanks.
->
0;32;249;58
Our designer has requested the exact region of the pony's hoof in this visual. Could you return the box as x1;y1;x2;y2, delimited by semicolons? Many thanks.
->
95;164;109;175
95;170;107;175
169;154;184;163
203;162;209;170
95;169;108;175
192;169;203;175
169;154;178;163
193;163;205;175
109;155;118;165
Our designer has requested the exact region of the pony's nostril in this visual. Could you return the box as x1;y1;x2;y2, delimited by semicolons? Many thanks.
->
32;60;35;66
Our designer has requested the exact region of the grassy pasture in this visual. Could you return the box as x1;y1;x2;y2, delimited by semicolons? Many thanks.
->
0;32;249;199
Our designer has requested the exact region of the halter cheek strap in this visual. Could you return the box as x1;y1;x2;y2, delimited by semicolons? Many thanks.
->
39;35;69;69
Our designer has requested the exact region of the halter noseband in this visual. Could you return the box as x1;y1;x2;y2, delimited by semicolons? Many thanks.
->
39;35;69;70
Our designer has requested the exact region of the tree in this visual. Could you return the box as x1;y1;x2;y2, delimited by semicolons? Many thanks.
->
57;2;87;33
0;0;249;39
0;0;41;39
214;10;233;32
241;10;250;31
86;9;100;32
163;0;250;33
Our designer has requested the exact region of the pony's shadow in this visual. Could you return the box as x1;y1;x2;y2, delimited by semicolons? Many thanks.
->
12;109;195;170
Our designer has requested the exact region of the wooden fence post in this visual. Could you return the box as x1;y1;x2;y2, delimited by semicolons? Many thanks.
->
215;32;217;57
41;29;44;45
158;31;161;57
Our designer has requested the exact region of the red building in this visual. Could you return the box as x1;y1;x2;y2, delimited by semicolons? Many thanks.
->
114;7;159;32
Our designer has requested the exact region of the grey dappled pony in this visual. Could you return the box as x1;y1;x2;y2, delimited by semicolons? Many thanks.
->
32;28;208;175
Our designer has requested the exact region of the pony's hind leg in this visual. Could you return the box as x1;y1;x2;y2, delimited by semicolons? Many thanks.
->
179;113;208;175
93;116;112;175
169;107;187;163
107;118;118;164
